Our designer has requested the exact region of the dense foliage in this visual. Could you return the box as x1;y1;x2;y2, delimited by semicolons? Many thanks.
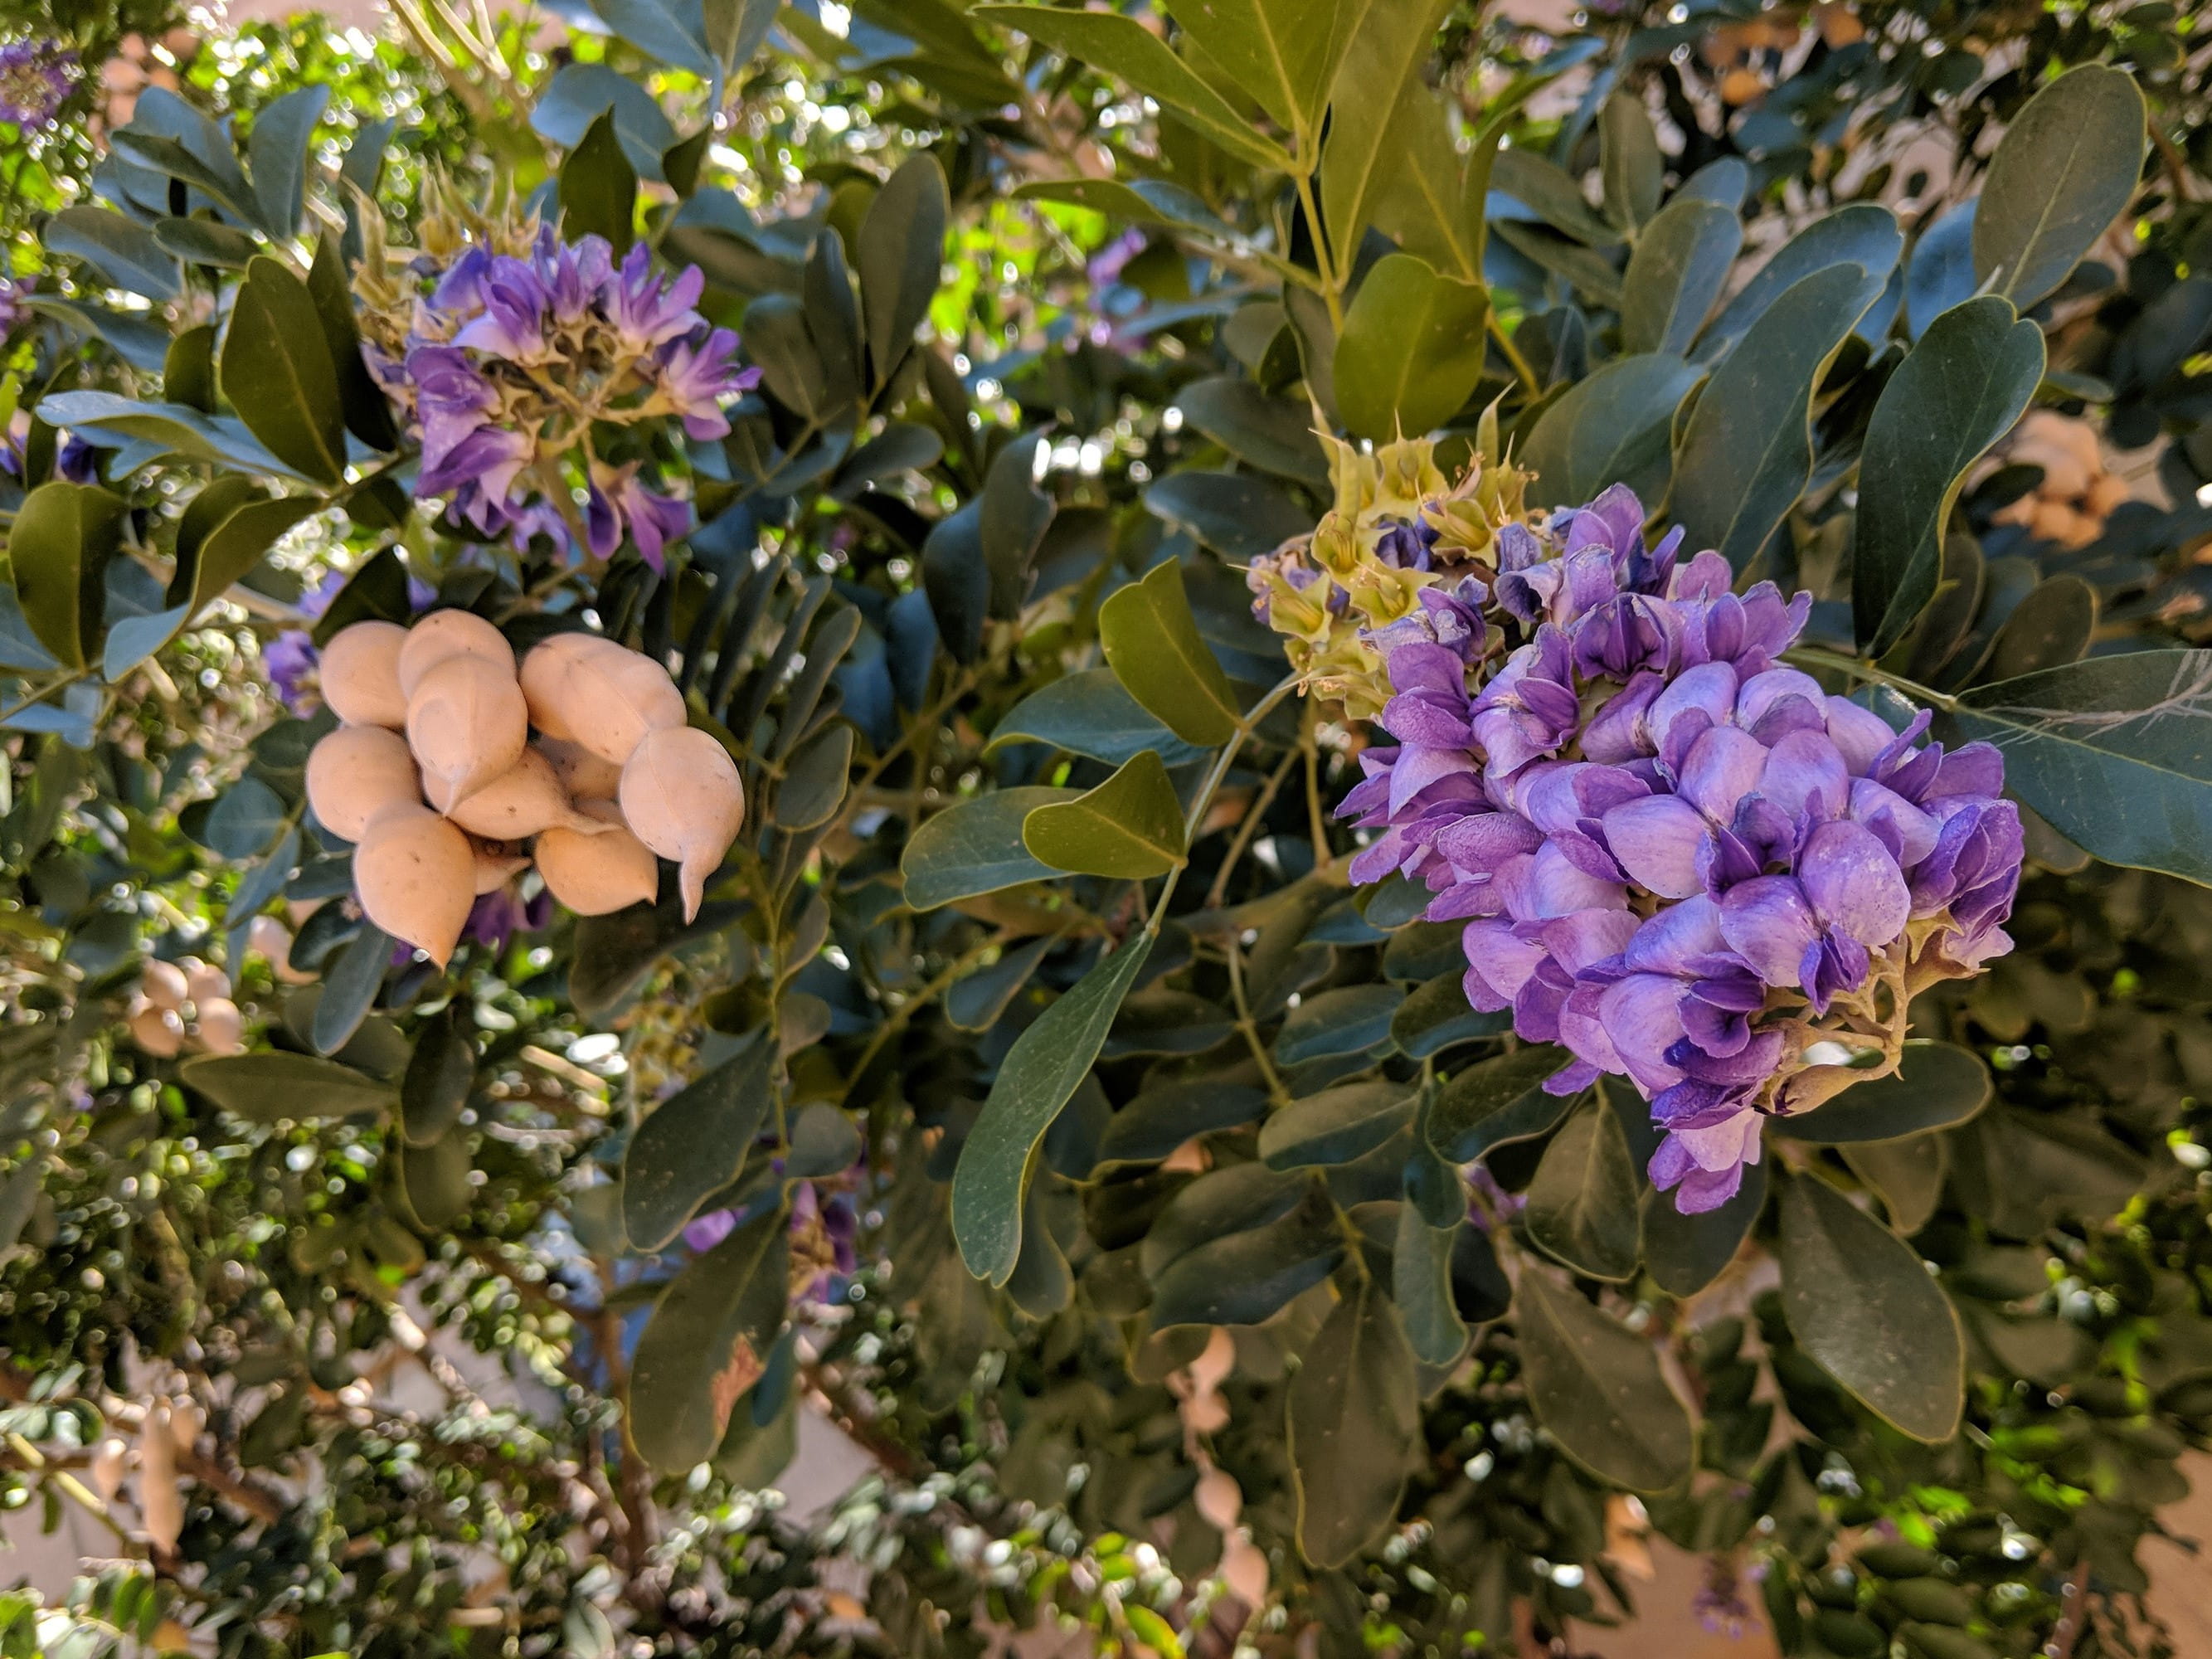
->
2;0;2212;1656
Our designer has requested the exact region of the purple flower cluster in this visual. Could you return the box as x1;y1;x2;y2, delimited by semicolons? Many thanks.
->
1339;485;2024;1212
364;227;757;571
0;39;74;130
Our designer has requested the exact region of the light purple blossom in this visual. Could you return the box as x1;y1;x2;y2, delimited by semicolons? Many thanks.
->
264;630;318;715
0;39;73;129
654;327;756;440
464;884;553;951
605;242;704;351
1339;484;2024;1213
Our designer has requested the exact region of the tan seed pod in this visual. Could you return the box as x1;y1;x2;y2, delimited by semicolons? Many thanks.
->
406;654;528;809
529;635;686;766
396;608;514;698
2020;407;2101;469
137;1404;182;1554
307;723;424;843
90;1438;129;1502
2015;443;2091;500
445;746;610;840
181;958;228;1007
353;806;477;968
193;997;246;1056
534;735;624;801
468;837;532;896
1220;1535;1269;1606
516;633;605;742
247;915;316;985
618;726;745;922
129;1000;186;1058
535;802;660;916
2086;471;2130;517
140;958;188;1010
319;620;409;727
1194;1467;1243;1530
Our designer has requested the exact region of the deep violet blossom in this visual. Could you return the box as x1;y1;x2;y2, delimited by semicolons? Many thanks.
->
1335;480;2023;1214
359;220;758;571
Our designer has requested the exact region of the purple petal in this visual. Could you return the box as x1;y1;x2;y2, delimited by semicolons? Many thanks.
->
1719;876;1820;988
1797;819;1910;946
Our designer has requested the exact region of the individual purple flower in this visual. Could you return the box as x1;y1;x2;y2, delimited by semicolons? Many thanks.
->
588;461;692;572
683;1206;738;1253
604;242;705;352
654;327;756;440
0;40;74;130
55;433;96;484
451;255;552;363
464;883;553;951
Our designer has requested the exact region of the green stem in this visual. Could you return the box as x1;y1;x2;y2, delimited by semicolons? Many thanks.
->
1487;311;1541;402
1782;645;1958;713
1146;671;1301;933
0;669;89;726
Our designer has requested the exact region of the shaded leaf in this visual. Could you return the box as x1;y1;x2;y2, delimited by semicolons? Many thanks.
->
1973;65;2146;310
1023;750;1186;879
623;1040;775;1249
630;1207;789;1468
1334;252;1488;441
1289;1278;1421;1567
221;256;348;486
1524;1094;1641;1282
1521;353;1699;509
902;786;1076;910
1100;558;1242;746
1515;1272;1694;1494
179;1052;396;1121
1427;1044;1573;1162
1772;1043;1991;1143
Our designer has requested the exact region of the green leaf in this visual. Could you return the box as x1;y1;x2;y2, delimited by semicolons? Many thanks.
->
1150;1180;1342;1326
1692;204;1901;363
1371;88;1483;284
400;1009;474;1148
1161;0;1356;134
702;0;779;72
1096;1078;1268;1165
109;129;262;226
777;722;853;831
1143;469;1310;562
901;786;1077;910
946;938;1052;1035
1023;750;1186;879
312;922;391;1055
1772;1042;1991;1143
1972;65;2146;310
1673;264;1882;573
530;63;677;182
1012;177;1232;238
569;898;744;1019
1316;0;1451;261
178;1052;396;1122
784;1102;863;1179
1333;252;1488;442
1777;1173;1964;1442
221;256;348;486
1275;982;1403;1064
1524;1094;1641;1282
1099;558;1242;747
7;483;129;671
22;295;173;374
1621;198;1740;357
980;433;1053;618
741;293;824;419
1393;1203;1466;1366
629;1206;788;1469
1173;375;1329;483
44;206;181;300
988;669;1206;767
1515;1271;1694;1494
1490;148;1621;247
1945;650;2212;885
1288;1277;1421;1568
1426;1045;1573;1163
173;495;323;620
1853;297;2045;654
1986;573;2098;680
0;1153;49;1255
394;1130;471;1230
33;390;304;479
247;82;329;238
1844;1136;1947;1237
1259;1080;1415;1170
1520;353;1699;509
975;7;1293;173
164;324;216;412
1599;90;1663;230
624;1039;776;1249
561;109;638;253
858;153;950;382
591;0;716;75
1641;1159;1766;1297
205;776;287;860
1390;971;1510;1060
953;932;1155;1284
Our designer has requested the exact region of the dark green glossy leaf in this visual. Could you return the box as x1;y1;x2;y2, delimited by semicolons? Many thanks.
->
778;722;853;831
560;109;638;253
1972;64;2146;309
1288;1278;1421;1567
1621;198;1740;357
1276;983;1403;1065
312;922;391;1056
945;936;1056;1033
1490;148;1619;247
1598;90;1663;230
221;256;348;486
1333;252;1487;442
247;82;328;238
1144;469;1310;562
179;1052;396;1122
630;1207;788;1469
530;62;677;181
1391;971;1510;1060
1772;1043;1991;1143
1946;650;2212;884
623;1039;775;1250
980;433;1052;617
1641;1157;1766;1296
45;206;181;300
1023;750;1185;879
1674;265;1881;573
1150;1180;1341;1327
858;153;950;382
400;1009;474;1148
1393;1202;1466;1366
164;324;216;413
1854;297;2045;655
1521;353;1699;510
954;933;1155;1284
1259;1080;1414;1170
1100;558;1242;747
1692;205;1901;363
1986;574;2098;680
7;482;129;670
1174;375;1328;483
1778;1173;1964;1442
902;786;1076;910
1524;1094;1641;1282
1426;1044;1573;1163
989;669;1205;767
394;1130;471;1230
1515;1271;1694;1494
1096;1078;1268;1166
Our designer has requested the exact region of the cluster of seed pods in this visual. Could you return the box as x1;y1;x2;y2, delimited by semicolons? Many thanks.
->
127;956;246;1058
304;611;746;967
